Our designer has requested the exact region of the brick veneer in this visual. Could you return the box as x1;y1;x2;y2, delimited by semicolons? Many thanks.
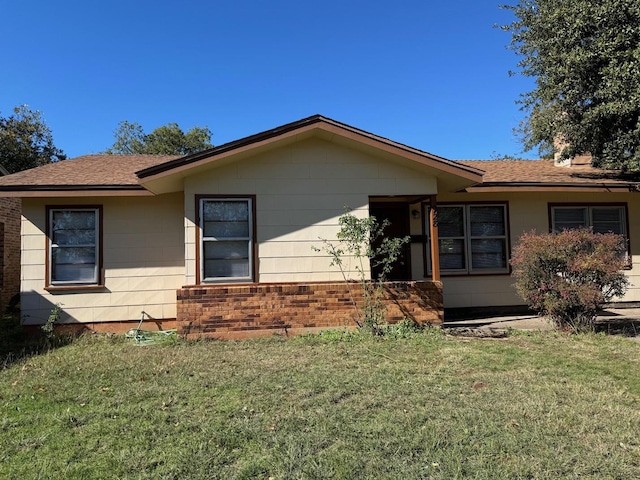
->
177;281;443;340
0;198;21;309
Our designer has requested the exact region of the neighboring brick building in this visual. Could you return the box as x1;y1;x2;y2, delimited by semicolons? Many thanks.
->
0;197;21;309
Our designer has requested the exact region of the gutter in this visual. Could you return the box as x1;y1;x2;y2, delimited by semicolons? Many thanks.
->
465;182;638;192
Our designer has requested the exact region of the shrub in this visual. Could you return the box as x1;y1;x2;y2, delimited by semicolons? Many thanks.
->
313;209;410;333
41;303;62;342
511;229;628;332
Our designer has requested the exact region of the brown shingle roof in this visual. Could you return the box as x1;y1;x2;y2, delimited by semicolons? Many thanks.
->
0;115;485;194
458;159;638;190
0;141;637;195
0;154;180;190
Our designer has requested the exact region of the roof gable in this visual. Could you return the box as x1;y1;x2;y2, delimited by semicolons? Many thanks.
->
136;115;484;194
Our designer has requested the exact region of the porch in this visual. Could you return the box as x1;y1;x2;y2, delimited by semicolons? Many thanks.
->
177;280;443;340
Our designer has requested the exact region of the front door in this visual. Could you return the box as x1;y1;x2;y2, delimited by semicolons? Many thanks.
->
369;203;411;281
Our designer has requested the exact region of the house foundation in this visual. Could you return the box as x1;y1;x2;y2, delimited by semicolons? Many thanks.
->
177;281;443;340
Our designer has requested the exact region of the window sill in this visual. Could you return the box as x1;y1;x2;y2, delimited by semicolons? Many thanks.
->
200;278;255;284
45;285;106;293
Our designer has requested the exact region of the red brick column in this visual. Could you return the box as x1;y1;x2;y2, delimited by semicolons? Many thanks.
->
177;281;443;340
0;198;21;309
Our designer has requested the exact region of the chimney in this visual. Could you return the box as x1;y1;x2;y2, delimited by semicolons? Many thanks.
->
553;136;592;167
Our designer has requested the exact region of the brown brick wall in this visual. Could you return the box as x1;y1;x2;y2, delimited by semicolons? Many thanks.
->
177;281;443;340
0;198;21;309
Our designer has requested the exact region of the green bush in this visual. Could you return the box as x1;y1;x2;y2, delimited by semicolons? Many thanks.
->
511;229;628;332
313;209;409;333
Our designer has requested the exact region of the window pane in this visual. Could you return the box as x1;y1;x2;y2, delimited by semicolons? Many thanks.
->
438;207;464;237
204;241;249;260
53;211;95;229
202;200;250;238
471;239;507;269
53;247;96;264
470;206;505;236
203;201;248;222
52;247;96;282
439;238;465;270
203;220;249;238
204;241;250;278
553;208;587;231
204;259;250;278
52;264;97;282
52;211;96;246
54;229;96;246
591;208;624;234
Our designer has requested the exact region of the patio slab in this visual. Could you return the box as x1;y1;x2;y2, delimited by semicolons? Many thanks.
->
443;307;640;333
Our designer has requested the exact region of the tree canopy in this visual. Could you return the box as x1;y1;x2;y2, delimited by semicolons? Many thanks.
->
0;105;66;174
502;0;640;171
105;121;213;155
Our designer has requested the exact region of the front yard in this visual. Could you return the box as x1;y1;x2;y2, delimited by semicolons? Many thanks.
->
1;329;639;479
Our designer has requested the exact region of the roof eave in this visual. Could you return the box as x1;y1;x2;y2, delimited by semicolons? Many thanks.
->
0;185;154;198
465;182;638;193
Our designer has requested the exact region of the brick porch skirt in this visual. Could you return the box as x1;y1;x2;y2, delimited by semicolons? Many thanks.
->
177;281;443;340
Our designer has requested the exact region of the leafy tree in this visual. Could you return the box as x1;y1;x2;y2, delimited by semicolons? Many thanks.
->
0;105;66;174
511;229;628;332
106;121;213;155
105;121;146;155
502;0;640;171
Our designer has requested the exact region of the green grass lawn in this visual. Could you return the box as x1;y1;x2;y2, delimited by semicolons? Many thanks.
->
1;329;640;479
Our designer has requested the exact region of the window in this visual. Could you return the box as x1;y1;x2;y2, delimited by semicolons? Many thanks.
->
199;198;254;282
550;205;627;236
47;207;101;286
550;204;629;259
427;204;509;274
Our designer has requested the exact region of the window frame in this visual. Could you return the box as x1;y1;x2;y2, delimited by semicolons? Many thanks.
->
45;205;103;290
196;195;256;284
425;202;510;276
548;202;630;263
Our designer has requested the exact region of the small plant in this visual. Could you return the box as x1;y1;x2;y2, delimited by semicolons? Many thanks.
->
378;318;424;338
41;303;63;343
511;229;628;332
314;209;410;333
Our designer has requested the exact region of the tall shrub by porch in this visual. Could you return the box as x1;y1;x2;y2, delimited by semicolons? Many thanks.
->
511;229;628;332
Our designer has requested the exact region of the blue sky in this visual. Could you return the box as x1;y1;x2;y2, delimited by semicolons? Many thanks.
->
2;0;537;160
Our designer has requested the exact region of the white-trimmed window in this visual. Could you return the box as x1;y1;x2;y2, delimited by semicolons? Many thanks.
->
48;207;101;286
200;198;253;282
551;205;627;236
550;205;629;260
428;204;509;274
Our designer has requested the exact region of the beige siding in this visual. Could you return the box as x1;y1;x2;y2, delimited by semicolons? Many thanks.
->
184;138;437;284
428;191;640;308
22;142;638;321
21;193;185;325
